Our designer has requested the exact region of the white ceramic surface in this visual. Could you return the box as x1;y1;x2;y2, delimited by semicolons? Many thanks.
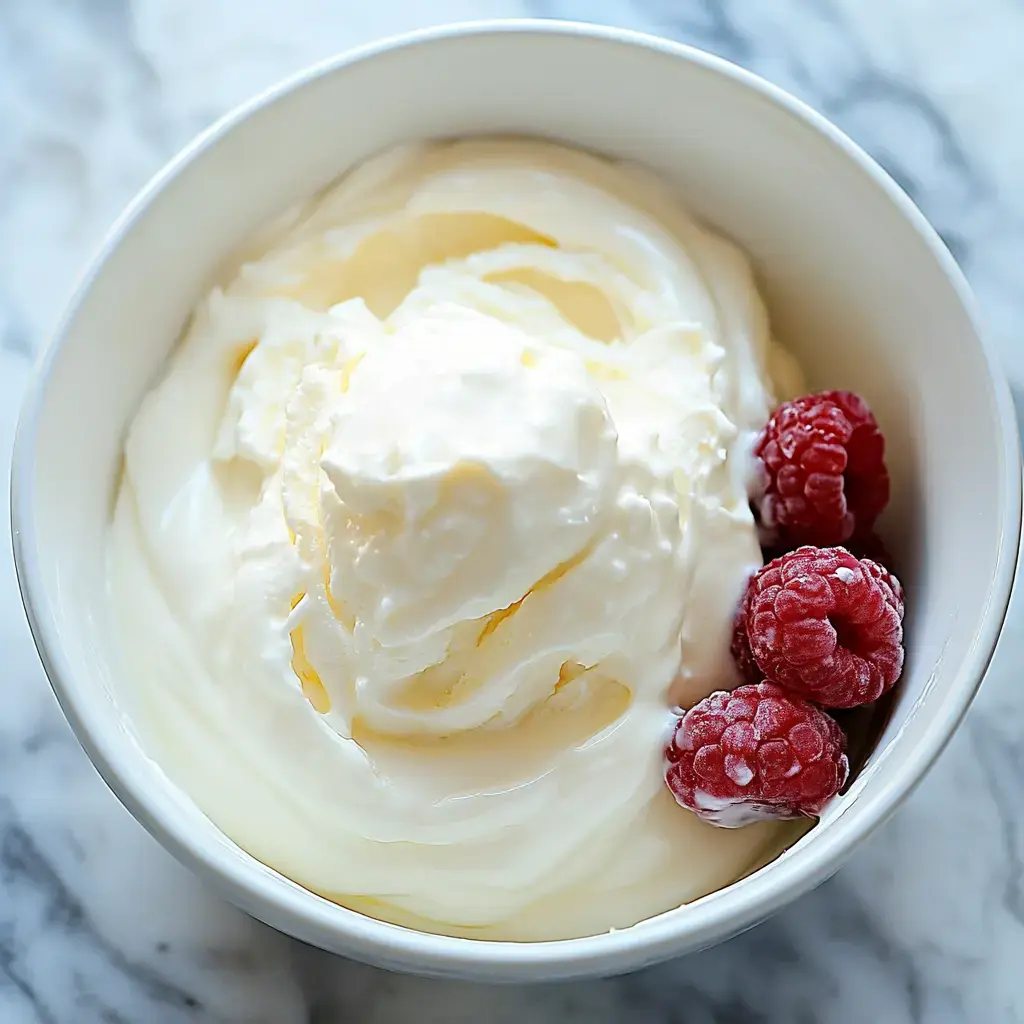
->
10;21;1020;982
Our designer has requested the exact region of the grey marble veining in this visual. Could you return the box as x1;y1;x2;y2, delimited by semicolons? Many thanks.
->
2;1;1023;1021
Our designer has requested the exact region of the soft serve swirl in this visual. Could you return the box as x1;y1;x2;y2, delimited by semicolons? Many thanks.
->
108;139;803;940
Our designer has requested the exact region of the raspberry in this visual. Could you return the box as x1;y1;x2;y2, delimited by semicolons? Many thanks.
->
754;391;889;548
730;575;760;684
665;682;849;826
762;530;892;571
742;546;904;708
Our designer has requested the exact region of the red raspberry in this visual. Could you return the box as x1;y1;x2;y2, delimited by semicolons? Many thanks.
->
665;682;849;826
754;391;889;547
730;575;760;684
742;546;904;708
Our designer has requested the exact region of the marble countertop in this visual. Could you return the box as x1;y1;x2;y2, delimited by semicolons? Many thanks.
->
3;1;1023;1021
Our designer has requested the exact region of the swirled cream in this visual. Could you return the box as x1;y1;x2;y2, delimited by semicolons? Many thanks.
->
108;139;805;940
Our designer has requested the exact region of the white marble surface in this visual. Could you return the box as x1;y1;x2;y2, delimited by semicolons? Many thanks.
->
2;1;1024;1020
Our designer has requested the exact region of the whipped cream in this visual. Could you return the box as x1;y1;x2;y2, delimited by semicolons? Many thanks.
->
108;139;804;940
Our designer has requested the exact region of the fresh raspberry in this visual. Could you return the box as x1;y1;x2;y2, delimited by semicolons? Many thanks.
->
743;546;904;708
762;530;893;571
665;682;849;826
730;575;760;684
754;391;889;548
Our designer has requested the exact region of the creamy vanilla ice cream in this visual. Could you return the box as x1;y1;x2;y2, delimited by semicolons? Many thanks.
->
108;138;804;940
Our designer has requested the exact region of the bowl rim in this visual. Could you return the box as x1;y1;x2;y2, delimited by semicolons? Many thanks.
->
10;18;1022;978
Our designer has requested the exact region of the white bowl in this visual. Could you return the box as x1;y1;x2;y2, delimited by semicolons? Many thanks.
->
11;21;1021;981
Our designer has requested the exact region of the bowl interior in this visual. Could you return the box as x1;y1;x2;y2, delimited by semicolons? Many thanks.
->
14;23;1018;980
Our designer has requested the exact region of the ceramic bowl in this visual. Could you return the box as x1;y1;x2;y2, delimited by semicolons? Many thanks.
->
11;21;1020;980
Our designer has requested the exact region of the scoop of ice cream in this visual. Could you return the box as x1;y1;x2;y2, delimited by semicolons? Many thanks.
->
321;307;617;649
109;138;804;940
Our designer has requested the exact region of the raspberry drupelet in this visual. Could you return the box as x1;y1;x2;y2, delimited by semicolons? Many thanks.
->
753;391;889;549
736;546;905;709
665;682;849;826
